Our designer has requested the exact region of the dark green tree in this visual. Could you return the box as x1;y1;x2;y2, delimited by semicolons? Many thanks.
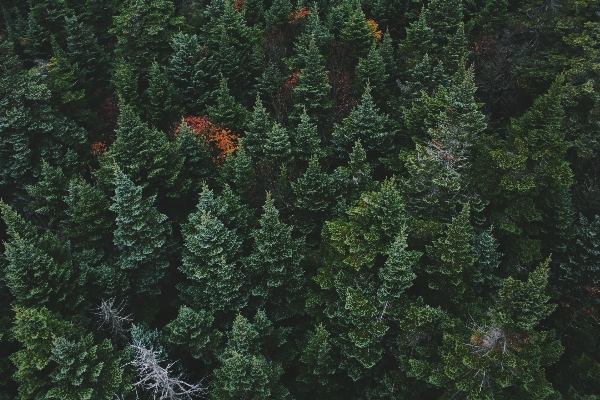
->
291;110;321;161
245;194;304;318
110;167;171;299
143;61;183;132
244;95;272;159
26;161;69;228
265;0;292;31
207;76;249;133
293;36;332;128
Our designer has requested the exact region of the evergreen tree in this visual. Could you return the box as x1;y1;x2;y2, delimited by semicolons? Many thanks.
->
219;142;257;198
245;194;304;318
110;0;183;73
212;313;289;399
333;84;392;156
64;14;108;87
263;122;292;162
244;95;272;159
168;32;210;113
0;203;83;311
110;167;171;299
143;61;183;132
207;76;249;133
291;110;321;161
489;76;573;265
339;3;374;59
173;123;214;198
399;7;434;66
179;202;246;313
293;36;332;128
425;0;463;47
97;104;181;194
265;0;292;31
62;177;115;252
355;43;389;103
26;161;69;228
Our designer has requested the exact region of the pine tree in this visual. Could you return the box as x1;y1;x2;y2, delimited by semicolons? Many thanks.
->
377;233;421;306
399;7;434;67
64;14;108;86
291;110;321;161
245;194;304;318
110;0;183;73
143;61;183;132
62;177;115;252
97;104;181;194
26;161;69;228
168;32;210;113
333;84;392;156
110;167;171;298
425;203;476;304
263;122;291;162
0;65;88;208
293;36;332;128
47;335;129;399
265;0;292;31
179;204;246;312
425;0;463;47
442;22;468;75
490;76;573;265
173;123;214;198
294;3;333;55
212;313;290;399
292;155;335;214
219;141;257;198
207;76;249;133
355;43;389;103
298;324;336;388
165;306;221;360
244;95;272;159
340;3;374;59
0;203;83;311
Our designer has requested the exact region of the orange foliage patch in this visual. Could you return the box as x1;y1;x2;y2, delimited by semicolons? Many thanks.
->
289;7;311;24
91;141;108;156
366;19;383;42
234;0;245;12
285;69;301;90
177;116;239;163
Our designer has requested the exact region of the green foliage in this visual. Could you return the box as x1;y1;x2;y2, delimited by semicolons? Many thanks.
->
1;202;83;310
263;122;292;162
26;161;68;228
265;0;292;31
339;3;374;59
212;313;290;400
143;61;183;132
245;194;304;317
110;167;171;297
207;76;249;132
293;36;332;127
97;104;181;194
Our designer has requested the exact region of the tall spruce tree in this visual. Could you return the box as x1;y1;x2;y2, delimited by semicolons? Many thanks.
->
110;167;171;300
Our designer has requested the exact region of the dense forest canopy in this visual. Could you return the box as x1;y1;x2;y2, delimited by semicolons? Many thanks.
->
0;0;599;398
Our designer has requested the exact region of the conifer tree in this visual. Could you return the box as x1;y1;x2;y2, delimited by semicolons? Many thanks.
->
207;76;249;133
263;122;292;162
340;3;374;59
355;43;389;103
165;306;221;360
110;0;183;73
179;203;246;312
333;84;392;156
291;110;321;161
490;76;573;265
265;0;292;31
399;7;434;66
168;32;210;113
64;14;108;86
293;36;332;128
245;194;304;318
143;62;183;132
173;123;214;198
0;203;83;311
97;105;181;194
426;203;476;304
219;142;257;198
110;167;171;298
26;161;69;228
292;155;335;214
294;3;333;55
62;177;115;252
244;96;272;159
425;0;463;47
212;313;289;399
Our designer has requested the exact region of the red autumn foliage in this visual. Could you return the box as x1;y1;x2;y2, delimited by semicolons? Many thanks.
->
284;69;301;90
177;116;239;163
289;7;311;24
91;141;108;156
234;0;245;12
366;19;383;43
